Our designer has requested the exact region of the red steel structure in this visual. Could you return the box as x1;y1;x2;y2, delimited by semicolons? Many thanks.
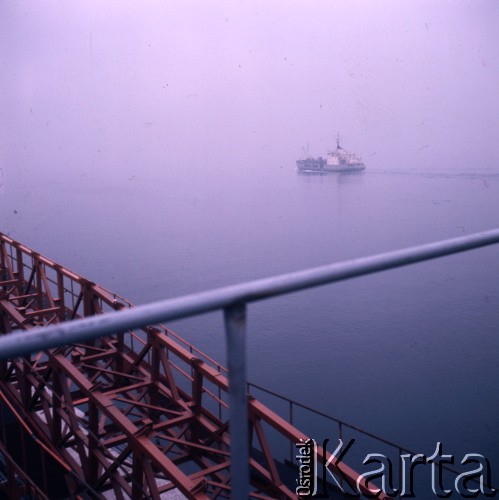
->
0;233;380;499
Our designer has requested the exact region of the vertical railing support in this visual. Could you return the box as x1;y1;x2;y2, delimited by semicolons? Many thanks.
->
224;303;249;499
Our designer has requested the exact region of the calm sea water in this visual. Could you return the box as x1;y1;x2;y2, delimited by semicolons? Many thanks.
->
3;161;499;489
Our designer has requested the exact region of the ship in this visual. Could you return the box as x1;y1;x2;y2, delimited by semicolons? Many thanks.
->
296;135;366;173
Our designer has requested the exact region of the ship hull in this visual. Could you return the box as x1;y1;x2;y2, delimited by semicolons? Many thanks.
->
324;163;365;172
296;159;365;173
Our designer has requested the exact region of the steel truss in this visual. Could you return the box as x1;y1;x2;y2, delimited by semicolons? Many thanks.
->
0;233;378;499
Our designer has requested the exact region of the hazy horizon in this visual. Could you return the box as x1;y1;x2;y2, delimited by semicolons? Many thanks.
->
1;1;499;194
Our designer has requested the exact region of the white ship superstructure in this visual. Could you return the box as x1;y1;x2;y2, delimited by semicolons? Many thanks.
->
325;136;366;172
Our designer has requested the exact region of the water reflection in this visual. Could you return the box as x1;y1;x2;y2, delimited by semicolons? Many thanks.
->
337;171;366;185
296;169;366;185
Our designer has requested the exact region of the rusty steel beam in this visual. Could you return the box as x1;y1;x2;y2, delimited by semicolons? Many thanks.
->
1;232;390;498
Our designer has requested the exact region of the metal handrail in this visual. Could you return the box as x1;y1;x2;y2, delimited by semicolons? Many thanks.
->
1;228;499;498
1;228;498;359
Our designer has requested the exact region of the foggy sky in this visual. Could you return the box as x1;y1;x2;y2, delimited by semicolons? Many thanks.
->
1;1;499;184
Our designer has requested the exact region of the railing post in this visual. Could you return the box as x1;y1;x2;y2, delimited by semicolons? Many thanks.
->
224;303;249;499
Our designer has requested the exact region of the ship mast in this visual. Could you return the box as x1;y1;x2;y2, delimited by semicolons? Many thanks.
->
336;133;340;149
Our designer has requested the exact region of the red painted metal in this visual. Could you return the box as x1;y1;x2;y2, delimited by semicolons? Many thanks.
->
0;233;386;499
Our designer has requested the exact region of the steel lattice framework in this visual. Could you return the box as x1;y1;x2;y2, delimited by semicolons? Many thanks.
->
0;233;380;499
